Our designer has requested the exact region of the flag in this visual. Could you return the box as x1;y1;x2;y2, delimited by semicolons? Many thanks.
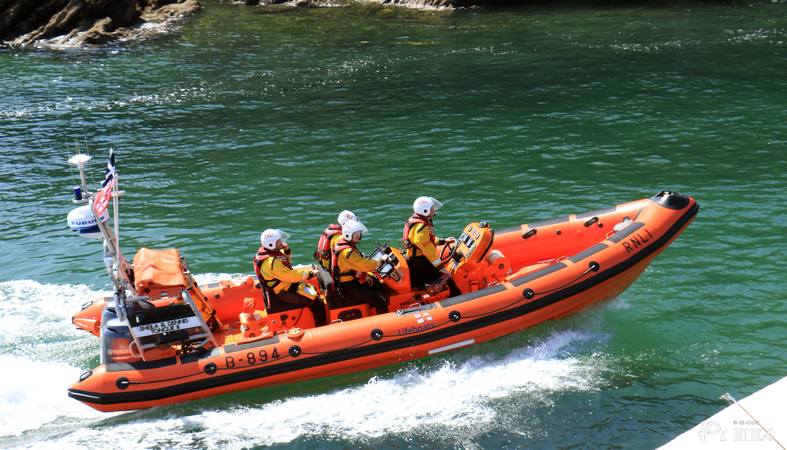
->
92;149;116;217
101;148;116;190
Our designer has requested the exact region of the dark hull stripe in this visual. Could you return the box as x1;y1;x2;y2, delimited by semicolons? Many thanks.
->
223;335;280;354
510;262;567;287
607;221;645;243
568;243;608;264
440;284;506;308
70;202;698;406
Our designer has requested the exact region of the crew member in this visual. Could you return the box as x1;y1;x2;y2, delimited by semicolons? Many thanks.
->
331;220;389;315
315;210;358;271
254;228;327;326
402;196;461;297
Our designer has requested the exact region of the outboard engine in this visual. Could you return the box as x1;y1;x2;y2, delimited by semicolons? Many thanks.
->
99;300;141;364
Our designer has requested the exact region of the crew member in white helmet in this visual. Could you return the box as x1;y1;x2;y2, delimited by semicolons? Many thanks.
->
330;220;389;315
254;228;327;326
314;210;358;271
402;196;461;297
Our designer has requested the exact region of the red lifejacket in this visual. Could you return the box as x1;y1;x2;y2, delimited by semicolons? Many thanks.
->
331;238;359;284
402;214;435;258
314;223;342;267
253;246;291;290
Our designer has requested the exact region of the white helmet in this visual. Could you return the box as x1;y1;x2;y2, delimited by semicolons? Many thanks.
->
342;220;368;241
260;228;289;250
413;196;443;216
337;210;357;226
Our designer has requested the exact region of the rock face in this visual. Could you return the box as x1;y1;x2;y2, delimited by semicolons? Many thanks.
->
377;0;452;9
235;0;454;11
235;0;453;10
0;0;201;47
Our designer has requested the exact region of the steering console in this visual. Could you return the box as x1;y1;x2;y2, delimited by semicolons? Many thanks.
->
369;243;402;281
447;221;495;274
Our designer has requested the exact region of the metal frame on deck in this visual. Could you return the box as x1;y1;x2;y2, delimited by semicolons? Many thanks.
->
68;148;218;362
182;290;219;348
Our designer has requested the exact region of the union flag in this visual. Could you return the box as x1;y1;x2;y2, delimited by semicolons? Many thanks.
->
91;149;116;218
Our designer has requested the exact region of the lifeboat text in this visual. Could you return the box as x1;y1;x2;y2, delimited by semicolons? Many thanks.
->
225;348;280;369
398;323;436;335
622;229;654;253
135;317;199;336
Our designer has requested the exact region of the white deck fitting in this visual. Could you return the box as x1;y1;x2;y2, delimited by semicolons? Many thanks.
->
67;153;92;166
660;375;787;449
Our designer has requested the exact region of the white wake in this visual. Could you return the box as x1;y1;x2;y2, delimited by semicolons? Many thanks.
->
0;277;609;448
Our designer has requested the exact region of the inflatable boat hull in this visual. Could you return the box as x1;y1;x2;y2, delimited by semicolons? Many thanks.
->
69;192;699;412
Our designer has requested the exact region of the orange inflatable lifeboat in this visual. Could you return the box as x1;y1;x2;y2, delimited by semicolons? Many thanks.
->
69;191;698;412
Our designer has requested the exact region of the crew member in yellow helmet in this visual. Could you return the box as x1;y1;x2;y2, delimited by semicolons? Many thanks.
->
402;196;461;297
330;220;389;315
254;228;327;326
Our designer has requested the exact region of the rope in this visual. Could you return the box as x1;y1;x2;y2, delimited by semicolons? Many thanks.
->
722;393;786;450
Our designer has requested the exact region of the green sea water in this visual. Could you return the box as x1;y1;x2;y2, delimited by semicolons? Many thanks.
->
1;1;786;447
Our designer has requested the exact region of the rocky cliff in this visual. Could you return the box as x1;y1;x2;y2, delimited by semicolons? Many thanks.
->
0;0;466;47
237;0;453;11
0;0;201;47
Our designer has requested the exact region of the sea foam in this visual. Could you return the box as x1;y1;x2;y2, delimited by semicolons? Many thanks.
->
28;330;605;449
0;277;608;448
